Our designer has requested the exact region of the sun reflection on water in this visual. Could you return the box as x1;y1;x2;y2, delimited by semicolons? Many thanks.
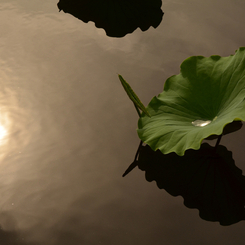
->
0;123;7;142
0;114;9;149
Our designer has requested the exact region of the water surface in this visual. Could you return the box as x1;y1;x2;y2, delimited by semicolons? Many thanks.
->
0;0;245;244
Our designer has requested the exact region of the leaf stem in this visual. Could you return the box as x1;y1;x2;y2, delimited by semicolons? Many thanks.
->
214;134;222;151
122;140;143;177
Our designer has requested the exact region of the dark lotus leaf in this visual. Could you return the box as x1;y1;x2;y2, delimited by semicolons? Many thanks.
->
57;0;164;37
138;143;245;225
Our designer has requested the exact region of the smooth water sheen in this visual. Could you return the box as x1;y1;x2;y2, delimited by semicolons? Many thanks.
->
0;0;245;244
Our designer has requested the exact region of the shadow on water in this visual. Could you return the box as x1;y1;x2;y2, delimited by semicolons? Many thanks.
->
135;142;245;226
57;0;164;37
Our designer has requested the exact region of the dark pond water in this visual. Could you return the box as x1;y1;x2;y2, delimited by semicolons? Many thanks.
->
0;0;245;244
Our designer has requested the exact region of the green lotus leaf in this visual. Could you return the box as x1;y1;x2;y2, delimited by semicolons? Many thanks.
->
138;47;245;156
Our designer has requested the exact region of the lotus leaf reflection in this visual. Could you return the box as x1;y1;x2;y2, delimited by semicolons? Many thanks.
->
138;144;245;226
138;47;245;156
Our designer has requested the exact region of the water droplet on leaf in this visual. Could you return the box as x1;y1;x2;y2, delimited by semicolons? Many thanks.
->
192;120;211;127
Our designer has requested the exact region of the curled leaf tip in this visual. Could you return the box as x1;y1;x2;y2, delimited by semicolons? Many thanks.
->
118;75;151;117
